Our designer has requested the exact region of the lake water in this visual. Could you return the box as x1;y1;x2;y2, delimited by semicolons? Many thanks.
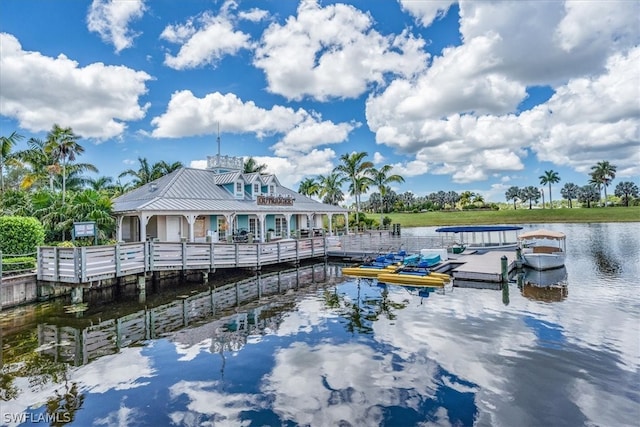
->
1;223;639;426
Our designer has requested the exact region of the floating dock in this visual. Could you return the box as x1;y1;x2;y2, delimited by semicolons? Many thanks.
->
334;249;517;284
444;250;517;282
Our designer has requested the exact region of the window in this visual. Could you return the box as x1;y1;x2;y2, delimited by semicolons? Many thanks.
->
236;182;243;193
253;183;259;194
269;184;275;195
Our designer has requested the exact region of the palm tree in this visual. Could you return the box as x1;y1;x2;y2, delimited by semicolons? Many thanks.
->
560;182;579;208
69;189;115;240
459;191;475;208
0;131;24;192
369;165;404;226
153;160;183;179
614;181;639;207
505;186;520;209
590;161;617;206
317;172;347;205
519;186;541;209
87;176;115;192
44;124;84;203
298;177;320;198
539;170;560;208
578;184;600;208
13;137;59;191
112;179;133;197
62;164;99;192
243;157;267;174
119;157;155;188
334;152;373;224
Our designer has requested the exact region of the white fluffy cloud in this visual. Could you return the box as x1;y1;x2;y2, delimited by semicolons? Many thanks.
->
398;0;456;27
0;33;151;139
161;10;251;69
151;90;356;144
153;90;354;188
253;0;429;101
367;1;639;183
87;0;146;53
525;48;640;176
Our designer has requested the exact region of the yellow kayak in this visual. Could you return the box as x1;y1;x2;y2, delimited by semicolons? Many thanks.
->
377;271;447;286
383;266;451;282
342;265;388;278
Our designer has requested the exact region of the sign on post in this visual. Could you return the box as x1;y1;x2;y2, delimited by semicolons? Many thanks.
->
72;221;97;245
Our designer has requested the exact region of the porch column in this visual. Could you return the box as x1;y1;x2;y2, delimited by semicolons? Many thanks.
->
285;214;292;238
328;213;333;236
139;214;152;242
257;213;266;242
344;213;349;234
225;214;235;240
116;216;124;241
186;214;197;242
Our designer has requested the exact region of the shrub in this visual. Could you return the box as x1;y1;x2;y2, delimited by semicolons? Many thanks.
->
57;241;75;248
2;256;36;273
0;216;45;256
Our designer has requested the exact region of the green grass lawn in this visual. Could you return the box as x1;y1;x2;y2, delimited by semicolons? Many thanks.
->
384;206;640;227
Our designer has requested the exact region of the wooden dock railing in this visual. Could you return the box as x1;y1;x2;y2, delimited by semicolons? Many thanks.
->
37;237;327;284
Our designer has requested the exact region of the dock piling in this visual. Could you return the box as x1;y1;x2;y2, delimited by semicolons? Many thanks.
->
501;255;508;283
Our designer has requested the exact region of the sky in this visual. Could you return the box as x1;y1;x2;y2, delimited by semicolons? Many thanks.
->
0;0;638;203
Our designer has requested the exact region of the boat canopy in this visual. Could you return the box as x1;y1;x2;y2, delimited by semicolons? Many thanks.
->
518;229;566;240
435;225;523;233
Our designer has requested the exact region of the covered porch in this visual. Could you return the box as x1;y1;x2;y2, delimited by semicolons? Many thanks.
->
115;211;350;243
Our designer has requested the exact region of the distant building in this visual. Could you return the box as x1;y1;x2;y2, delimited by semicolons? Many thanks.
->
112;154;348;243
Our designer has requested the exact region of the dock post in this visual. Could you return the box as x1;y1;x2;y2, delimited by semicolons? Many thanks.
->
515;247;523;268
502;282;510;305
500;255;508;283
71;286;83;304
137;275;146;291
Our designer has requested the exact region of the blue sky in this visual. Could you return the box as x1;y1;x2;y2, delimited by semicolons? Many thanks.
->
1;0;638;203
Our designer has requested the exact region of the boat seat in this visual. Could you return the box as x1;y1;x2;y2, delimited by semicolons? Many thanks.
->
532;246;561;254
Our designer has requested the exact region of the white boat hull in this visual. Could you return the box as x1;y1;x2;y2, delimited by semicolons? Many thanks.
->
521;253;566;270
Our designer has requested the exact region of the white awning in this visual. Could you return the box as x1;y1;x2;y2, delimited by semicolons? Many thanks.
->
518;229;566;240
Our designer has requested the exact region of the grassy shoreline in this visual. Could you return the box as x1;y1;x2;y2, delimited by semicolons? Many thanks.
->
384;207;640;227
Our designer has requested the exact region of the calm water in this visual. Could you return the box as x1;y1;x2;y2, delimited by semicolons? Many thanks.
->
1;223;639;426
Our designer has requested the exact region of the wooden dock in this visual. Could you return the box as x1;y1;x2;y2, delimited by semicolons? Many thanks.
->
37;237;327;285
446;250;517;282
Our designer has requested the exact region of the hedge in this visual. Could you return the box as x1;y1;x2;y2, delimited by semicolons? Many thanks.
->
0;216;45;255
2;256;37;273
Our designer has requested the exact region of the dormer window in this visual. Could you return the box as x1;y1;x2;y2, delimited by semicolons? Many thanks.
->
235;181;243;198
253;183;260;196
269;184;275;195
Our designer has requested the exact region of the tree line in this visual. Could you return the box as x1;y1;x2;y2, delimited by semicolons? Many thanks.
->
504;163;638;209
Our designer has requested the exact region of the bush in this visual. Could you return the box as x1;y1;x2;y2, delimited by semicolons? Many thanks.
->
2;256;36;273
0;216;45;256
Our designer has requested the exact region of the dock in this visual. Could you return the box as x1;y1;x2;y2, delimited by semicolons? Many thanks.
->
329;232;518;283
444;250;517;282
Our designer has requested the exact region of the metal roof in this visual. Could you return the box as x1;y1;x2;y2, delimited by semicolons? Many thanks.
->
112;167;346;214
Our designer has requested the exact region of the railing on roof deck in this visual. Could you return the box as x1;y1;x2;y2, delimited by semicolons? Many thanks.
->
37;237;328;284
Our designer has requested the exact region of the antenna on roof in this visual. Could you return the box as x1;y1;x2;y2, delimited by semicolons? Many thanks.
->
216;122;221;157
